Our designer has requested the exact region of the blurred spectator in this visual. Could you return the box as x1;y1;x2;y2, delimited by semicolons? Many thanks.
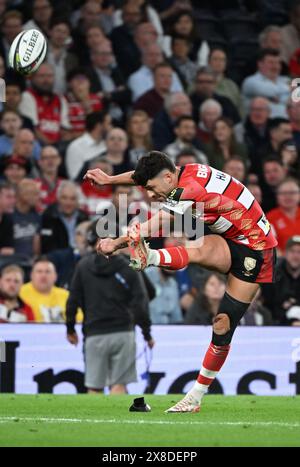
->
241;289;273;326
84;24;106;60
261;157;287;212
260;25;283;52
133;62;173;118
246;182;263;205
110;1;143;78
74;220;92;257
23;0;53;37
0;181;14;254
145;267;183;324
87;39;131;123
262;236;300;325
19;63;71;145
133;20;159;51
126;110;153;165
66;226;153;394
197;98;222;144
190;67;240;125
0;10;23;67
46;17;78;95
19;256;79;322
80;157;113;216
2;155;30;188
223;156;247;183
168;34;197;89
71;0;105;62
113;0;163;42
3;81;34;130
241;49;290;118
164;115;207;163
208;48;243;112
101;127;133;175
281;0;300;65
184;273;226;325
35;145;63;213
41;180;89;254
278;139;299;177
204;117;248;171
253;117;293;176
128;42;182;101
286;98;300;150
12;128;41;162
66;69;104;139
0;264;34;323
167;9;209;64
0;181;16;214
175;149;198;166
65;111;106;181
12;179;41;259
236;97;271;173
107;184;136;229
152;92;192;149
250;25;288;76
267;178;300;253
0;110;22;158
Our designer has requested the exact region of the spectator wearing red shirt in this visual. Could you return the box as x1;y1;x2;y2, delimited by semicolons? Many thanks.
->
19;63;71;145
80;157;113;216
0;264;34;323
267;178;300;253
35;146;64;213
66;69;104;139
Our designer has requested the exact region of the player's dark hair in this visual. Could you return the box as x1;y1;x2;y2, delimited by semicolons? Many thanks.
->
257;48;280;61
132;151;176;186
85;111;105;132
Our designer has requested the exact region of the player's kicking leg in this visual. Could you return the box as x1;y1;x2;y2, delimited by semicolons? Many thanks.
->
127;225;261;413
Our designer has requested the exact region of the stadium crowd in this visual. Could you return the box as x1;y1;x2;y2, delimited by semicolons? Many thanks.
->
0;0;300;328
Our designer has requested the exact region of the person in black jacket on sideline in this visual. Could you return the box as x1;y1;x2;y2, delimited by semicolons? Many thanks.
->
66;222;154;394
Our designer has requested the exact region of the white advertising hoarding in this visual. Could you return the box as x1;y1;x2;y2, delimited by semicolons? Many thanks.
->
0;324;300;395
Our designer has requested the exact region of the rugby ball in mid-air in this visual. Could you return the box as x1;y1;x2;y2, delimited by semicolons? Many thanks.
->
8;29;47;76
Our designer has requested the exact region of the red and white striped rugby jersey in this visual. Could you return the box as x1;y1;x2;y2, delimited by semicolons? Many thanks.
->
162;164;277;251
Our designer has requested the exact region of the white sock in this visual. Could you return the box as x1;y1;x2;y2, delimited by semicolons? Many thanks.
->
188;381;208;404
147;249;160;266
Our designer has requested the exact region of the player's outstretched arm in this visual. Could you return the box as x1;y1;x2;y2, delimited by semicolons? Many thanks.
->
84;168;135;186
136;209;174;238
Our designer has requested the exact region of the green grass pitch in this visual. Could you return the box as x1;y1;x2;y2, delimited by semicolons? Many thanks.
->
0;394;300;447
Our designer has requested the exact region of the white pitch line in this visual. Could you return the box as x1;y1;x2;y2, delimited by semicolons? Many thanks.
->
0;417;299;429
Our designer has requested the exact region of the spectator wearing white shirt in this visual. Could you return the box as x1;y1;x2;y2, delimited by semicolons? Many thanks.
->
241;48;290;118
65;112;106;181
128;43;183;101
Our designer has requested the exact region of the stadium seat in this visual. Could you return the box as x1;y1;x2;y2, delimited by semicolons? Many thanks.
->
221;12;258;41
194;10;223;41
